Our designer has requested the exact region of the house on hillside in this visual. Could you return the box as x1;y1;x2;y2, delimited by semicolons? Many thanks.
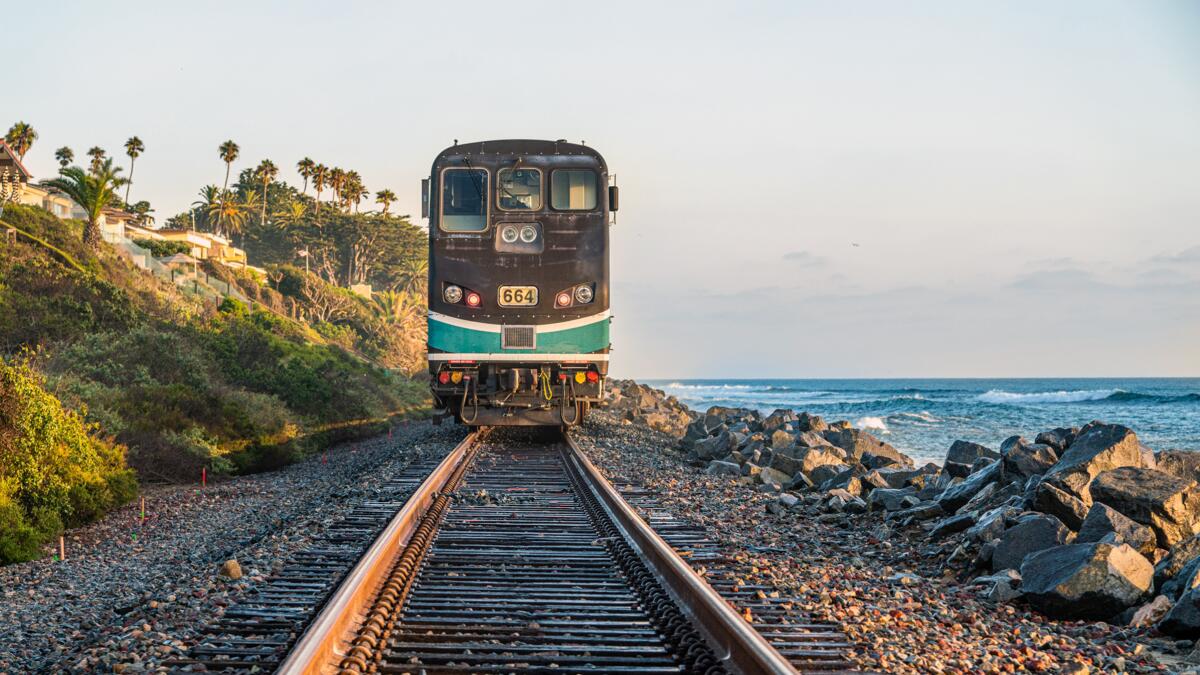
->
0;139;86;219
124;223;253;270
99;207;138;243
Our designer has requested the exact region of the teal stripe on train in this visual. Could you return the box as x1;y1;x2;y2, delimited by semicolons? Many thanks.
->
428;317;610;354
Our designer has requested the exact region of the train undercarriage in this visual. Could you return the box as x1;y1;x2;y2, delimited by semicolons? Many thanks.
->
430;362;605;426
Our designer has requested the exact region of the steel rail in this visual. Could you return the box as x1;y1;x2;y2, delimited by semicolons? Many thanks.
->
276;431;476;675
562;431;801;675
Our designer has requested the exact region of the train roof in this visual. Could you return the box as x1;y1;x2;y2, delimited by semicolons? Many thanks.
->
433;139;606;168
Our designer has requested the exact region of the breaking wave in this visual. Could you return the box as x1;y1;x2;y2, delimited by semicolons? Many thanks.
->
978;389;1122;404
855;416;890;432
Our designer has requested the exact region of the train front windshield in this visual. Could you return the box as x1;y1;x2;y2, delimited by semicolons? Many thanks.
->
441;168;488;231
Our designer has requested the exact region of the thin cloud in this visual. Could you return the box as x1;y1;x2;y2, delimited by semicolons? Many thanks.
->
781;250;828;266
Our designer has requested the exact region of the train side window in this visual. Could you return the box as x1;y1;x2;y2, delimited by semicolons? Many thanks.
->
440;168;488;231
550;169;598;211
497;168;542;211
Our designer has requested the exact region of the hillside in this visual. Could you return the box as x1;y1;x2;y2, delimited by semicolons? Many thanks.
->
0;203;428;562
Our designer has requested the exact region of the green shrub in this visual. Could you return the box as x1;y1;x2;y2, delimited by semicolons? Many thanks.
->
0;361;135;563
133;238;191;258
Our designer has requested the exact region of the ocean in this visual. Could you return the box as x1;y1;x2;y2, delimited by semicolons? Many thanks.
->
645;378;1200;466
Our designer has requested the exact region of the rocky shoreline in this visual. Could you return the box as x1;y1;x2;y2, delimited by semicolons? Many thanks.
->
603;378;1200;673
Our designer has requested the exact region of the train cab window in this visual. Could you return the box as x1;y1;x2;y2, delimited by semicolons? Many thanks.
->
497;168;542;211
440;168;488;231
550;169;598;210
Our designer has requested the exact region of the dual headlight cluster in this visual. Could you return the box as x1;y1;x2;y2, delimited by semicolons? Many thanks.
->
555;283;595;308
443;284;482;308
499;224;538;244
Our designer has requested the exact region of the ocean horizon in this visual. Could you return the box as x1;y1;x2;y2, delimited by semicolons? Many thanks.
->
644;378;1200;466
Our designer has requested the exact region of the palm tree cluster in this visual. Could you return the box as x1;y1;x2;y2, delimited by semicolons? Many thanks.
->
297;160;376;214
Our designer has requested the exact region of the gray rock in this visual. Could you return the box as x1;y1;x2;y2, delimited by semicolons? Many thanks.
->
887;501;944;523
944;460;974;479
1033;481;1090;530
705;460;742;476
956;481;999;515
694;430;734;460
1164;559;1200;601
809;463;850;488
867;487;920;512
1020;543;1153;620
1156;450;1200;484
992;513;1071;571
778;493;800;509
769;429;795;448
870;467;925;489
786;472;814;491
1077;502;1157;556
1035;427;1079;452
1160;586;1200;638
946;440;1000;465
966;506;1016;543
931;513;977;539
1043;421;1146;502
1001;436;1059;479
819;467;865;496
937;460;1002;512
988;579;1023;603
822;428;913;469
795;430;833;449
1156;535;1200;591
1091;466;1200;548
1129;595;1173;628
758;467;792;489
796;412;827;433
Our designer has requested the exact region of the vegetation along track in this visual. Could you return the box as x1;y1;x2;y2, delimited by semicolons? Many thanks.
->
270;429;854;674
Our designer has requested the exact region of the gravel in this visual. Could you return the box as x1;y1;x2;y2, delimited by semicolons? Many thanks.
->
575;411;1193;675
0;422;466;674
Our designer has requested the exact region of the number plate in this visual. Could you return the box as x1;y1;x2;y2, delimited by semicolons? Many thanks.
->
498;286;538;307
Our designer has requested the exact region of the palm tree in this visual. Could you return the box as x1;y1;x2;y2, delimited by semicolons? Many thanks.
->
350;180;368;213
129;200;155;227
253;159;278;228
372;290;421;326
44;159;127;247
4;122;37;160
218;140;240;192
123;136;144;205
87;147;107;174
375;189;396;215
296;157;315;196
328;167;346;210
274;199;307;230
54;146;74;169
394;256;428;295
192;185;222;231
311;164;329;225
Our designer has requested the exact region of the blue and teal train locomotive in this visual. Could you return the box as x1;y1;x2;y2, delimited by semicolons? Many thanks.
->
423;140;617;426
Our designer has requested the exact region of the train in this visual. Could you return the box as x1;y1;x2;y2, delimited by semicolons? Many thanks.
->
423;139;616;426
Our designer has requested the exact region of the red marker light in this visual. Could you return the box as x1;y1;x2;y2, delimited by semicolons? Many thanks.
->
438;371;450;385
586;371;599;383
465;292;482;308
558;373;567;382
555;292;572;308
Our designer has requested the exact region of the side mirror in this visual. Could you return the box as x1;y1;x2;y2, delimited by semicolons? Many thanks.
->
608;185;619;212
421;178;430;219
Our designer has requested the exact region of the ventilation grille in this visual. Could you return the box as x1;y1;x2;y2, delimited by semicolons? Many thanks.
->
501;325;536;350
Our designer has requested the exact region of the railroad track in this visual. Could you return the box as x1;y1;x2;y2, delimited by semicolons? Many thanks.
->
269;429;853;674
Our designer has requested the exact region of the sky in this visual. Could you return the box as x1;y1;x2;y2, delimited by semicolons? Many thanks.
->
5;1;1199;378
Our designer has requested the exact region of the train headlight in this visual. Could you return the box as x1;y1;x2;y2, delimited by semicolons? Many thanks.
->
501;225;519;244
519;225;538;243
443;285;463;304
574;285;594;304
465;291;482;308
555;291;573;308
